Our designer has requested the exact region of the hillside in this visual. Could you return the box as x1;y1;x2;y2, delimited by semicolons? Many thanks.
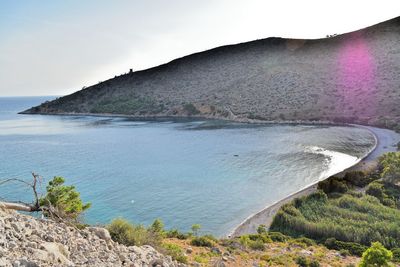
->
22;16;400;129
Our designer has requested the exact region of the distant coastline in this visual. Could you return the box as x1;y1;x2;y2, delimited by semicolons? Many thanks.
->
229;125;400;237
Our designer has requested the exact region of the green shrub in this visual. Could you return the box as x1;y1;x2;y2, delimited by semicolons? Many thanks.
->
257;224;267;234
190;236;214;247
248;239;265;251
39;176;91;221
318;177;348;194
149;218;164;234
391;247;400;262
343;171;370;187
294;237;316;247
366;182;385;199
162;243;188;264
359;242;393;267
366;181;399;208
107;218;163;247
271;189;400;250
296;256;308;267
269;232;290;242
324;238;367;256
380;152;400;184
309;260;320;267
165;229;189;240
191;224;201;236
339;249;350;257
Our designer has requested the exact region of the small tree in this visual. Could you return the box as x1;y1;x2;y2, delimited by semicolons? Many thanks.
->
39;176;91;221
150;218;164;234
191;224;201;236
359;242;392;267
257;224;267;235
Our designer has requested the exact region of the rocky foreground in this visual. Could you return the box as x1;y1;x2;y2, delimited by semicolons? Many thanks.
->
0;207;185;267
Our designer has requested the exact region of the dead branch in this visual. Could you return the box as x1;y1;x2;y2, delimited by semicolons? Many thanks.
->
0;172;42;212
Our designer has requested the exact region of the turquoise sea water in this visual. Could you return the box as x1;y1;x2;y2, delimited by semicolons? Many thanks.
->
0;97;375;236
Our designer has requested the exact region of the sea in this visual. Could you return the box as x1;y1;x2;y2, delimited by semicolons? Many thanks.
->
0;96;376;236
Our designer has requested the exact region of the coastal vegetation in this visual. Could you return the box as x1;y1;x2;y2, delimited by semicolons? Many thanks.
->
359;242;393;267
271;152;400;264
2;152;400;266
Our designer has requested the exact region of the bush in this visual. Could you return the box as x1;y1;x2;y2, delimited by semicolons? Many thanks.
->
162;243;188;264
248;239;265;251
339;249;350;257
39;176;91;221
366;181;398;208
107;218;163;247
380;152;400;184
392;248;400;262
269;232;290;242
191;224;201;236
271;189;400;250
294;237;316;247
343;171;370;187
324;238;367;256
295;256;308;267
257;224;267;235
359;242;393;267
366;182;385;199
165;229;189;240
190;236;214;247
318;177;348;194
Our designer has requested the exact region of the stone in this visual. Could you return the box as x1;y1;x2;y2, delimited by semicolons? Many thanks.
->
18;259;39;267
211;247;222;254
0;258;9;267
40;242;72;265
87;227;112;242
0;209;186;267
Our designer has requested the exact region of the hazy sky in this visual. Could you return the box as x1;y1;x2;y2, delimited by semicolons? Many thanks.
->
1;1;399;96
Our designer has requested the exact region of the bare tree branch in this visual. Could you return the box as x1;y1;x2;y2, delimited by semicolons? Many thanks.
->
0;172;42;212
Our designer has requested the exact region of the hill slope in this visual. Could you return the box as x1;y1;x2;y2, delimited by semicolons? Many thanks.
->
23;17;400;128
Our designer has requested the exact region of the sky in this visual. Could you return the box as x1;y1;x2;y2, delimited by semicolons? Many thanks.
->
1;1;399;97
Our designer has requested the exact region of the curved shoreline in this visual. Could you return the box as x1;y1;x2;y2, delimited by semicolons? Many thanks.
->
19;112;400;237
229;125;400;238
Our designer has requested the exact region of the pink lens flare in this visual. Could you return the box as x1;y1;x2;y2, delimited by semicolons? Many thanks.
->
337;32;376;117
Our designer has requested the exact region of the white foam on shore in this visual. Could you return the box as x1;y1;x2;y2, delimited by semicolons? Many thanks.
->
228;130;378;237
306;146;359;181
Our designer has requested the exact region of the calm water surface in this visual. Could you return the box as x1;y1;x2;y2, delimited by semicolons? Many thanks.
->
0;97;375;235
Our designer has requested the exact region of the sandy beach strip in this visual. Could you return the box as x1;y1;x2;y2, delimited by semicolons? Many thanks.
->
229;125;400;238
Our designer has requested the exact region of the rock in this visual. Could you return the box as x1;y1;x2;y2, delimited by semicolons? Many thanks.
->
211;247;222;254
18;259;39;267
0;208;186;267
0;258;9;267
40;242;72;265
186;247;193;254
88;227;112;242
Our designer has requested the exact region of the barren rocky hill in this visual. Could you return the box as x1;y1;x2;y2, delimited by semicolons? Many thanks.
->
23;17;400;129
0;207;185;267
